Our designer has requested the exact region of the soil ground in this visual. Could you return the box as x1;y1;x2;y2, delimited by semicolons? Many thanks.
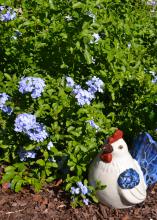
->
0;184;156;220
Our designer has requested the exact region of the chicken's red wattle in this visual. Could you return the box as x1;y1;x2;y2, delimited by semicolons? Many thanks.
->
100;153;112;163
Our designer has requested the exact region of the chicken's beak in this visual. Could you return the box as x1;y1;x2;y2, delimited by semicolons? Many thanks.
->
101;144;113;154
100;144;113;163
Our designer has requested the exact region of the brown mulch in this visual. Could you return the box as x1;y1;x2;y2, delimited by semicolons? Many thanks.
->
0;185;156;220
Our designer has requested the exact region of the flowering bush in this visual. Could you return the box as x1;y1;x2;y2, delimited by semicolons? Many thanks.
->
0;0;157;206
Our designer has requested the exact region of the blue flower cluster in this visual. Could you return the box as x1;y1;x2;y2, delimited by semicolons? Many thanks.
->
27;123;48;142
71;187;80;195
19;77;46;98
77;181;89;195
0;93;12;115
66;76;104;106
117;168;140;189
18;148;36;161
71;181;89;205
86;76;104;94
71;181;89;195
14;113;36;133
14;113;48;142
0;6;16;22
66;77;75;88
147;0;157;6
73;86;95;106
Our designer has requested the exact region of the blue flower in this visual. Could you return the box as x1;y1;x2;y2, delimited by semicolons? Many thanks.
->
147;0;157;6
128;42;131;48
47;141;54;150
12;30;22;40
0;93;10;107
71;187;80;195
18;149;36;161
77;182;88;195
48;157;56;162
65;15;73;21
14;113;48;142
73;86;95;106
72;85;82;95
0;93;12;115
149;71;157;83
76;181;84;188
83;198;89;205
86;11;96;22
66;76;75;88
0;6;16;21
81;186;88;195
15;30;22;37
86;120;99;130
19;77;46;98
66;76;103;106
26;123;49;142
14;113;37;133
90;33;100;44
0;6;4;11
1;106;13;115
86;76;104;94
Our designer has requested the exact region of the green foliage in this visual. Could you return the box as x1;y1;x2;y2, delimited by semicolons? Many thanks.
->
0;0;157;205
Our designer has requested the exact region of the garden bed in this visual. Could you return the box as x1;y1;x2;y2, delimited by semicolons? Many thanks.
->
0;184;156;220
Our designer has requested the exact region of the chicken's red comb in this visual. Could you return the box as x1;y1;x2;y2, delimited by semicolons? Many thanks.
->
108;129;123;144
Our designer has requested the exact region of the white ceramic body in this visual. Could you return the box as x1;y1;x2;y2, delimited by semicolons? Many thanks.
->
88;150;147;209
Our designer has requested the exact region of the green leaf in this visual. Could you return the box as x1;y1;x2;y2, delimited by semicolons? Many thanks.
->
32;178;42;192
10;175;21;190
51;162;58;168
36;159;45;166
25;144;35;151
76;165;82;176
84;50;92;64
43;151;49;160
4;166;16;172
4;73;12;81
15;180;23;192
91;195;99;203
13;163;26;172
46;176;56;183
70;154;77;163
72;2;83;8
65;182;72;191
2;172;15;182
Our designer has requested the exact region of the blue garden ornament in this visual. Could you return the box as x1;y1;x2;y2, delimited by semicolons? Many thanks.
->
131;132;157;186
88;130;157;209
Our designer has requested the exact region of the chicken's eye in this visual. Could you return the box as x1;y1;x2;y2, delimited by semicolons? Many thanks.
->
118;145;123;149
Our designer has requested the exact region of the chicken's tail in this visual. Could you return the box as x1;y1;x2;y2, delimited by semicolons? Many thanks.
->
131;132;157;186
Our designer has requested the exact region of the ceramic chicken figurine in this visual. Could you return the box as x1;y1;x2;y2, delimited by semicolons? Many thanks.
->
88;129;157;209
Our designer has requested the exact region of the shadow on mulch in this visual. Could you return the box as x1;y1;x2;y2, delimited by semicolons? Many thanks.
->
0;184;156;220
